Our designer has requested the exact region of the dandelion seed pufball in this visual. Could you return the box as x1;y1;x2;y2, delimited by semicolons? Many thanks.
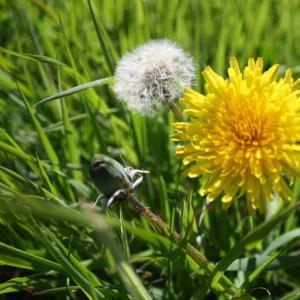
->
113;40;194;115
172;57;300;213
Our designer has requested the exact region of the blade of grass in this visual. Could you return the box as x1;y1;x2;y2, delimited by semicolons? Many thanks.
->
227;255;300;272
36;225;105;300
263;228;300;255
281;288;300;300
35;77;114;106
0;46;66;66
17;84;76;201
85;207;152;300
87;0;115;75
237;251;280;294
18;84;60;165
0;167;66;206
36;154;59;196
2;195;153;300
0;242;63;273
0;141;33;162
198;201;300;299
58;70;81;181
0;277;51;295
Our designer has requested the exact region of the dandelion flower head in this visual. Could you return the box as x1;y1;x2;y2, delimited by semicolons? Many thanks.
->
113;40;194;115
173;58;300;213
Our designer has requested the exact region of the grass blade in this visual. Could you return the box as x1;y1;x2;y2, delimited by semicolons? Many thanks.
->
18;85;60;166
263;228;300;255
87;0;115;75
227;255;300;272
281;289;300;300
35;77;114;106
198;201;300;299
37;226;105;300
85;208;152;300
0;277;52;295
0;141;32;161
0;242;63;273
238;251;280;292
0;46;66;66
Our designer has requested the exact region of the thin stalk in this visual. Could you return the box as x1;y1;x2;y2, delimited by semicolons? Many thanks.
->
128;196;237;295
168;102;184;121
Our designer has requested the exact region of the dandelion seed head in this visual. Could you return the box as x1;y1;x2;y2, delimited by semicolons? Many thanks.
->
113;40;195;115
172;57;300;213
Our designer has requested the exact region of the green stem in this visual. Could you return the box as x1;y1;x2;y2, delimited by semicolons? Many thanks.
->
128;196;236;295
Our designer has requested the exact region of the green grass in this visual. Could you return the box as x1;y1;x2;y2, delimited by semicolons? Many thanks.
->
1;0;300;299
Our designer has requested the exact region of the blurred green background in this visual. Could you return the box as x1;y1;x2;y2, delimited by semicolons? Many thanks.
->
0;0;300;299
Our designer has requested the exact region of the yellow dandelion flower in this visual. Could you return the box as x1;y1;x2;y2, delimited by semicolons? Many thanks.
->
172;57;300;213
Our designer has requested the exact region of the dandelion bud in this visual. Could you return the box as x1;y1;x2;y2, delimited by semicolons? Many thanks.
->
113;40;194;115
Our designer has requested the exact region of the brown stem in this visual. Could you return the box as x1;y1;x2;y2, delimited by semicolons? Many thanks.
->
128;196;236;295
168;102;184;122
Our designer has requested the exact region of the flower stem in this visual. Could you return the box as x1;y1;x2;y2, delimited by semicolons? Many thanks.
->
128;196;236;295
168;102;184;122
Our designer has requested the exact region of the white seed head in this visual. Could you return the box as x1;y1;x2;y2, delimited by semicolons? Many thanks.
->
113;40;195;115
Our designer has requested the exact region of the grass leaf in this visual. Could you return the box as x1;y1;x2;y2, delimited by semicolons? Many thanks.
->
35;77;114;106
0;46;66;66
